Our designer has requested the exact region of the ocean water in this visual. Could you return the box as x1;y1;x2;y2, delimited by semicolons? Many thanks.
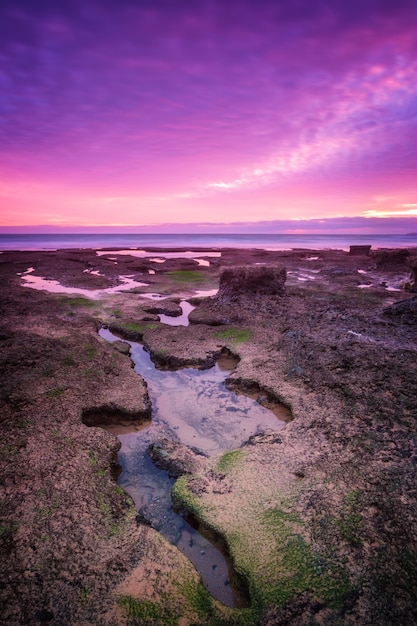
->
0;232;416;252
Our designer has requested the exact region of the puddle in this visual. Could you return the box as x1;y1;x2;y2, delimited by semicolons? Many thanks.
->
287;270;317;282
21;269;218;300
194;258;210;267
138;293;168;300
20;268;148;299
142;289;218;300
347;330;362;338
99;328;285;455
83;269;104;276
216;352;240;371
97;327;287;606
84;418;151;436
96;250;221;261
193;288;218;297
159;301;195;326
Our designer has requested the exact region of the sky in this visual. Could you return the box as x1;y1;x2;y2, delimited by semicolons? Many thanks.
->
1;0;417;233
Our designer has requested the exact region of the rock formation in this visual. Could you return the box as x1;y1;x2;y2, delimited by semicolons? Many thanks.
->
217;264;286;299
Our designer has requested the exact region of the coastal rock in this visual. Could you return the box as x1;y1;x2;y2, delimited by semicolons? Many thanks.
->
142;324;227;369
3;245;417;625
349;245;371;256
188;306;228;326
409;259;417;292
139;314;160;322
383;296;417;324
217;264;286;299
81;399;152;427
373;249;410;270
108;320;156;341
149;439;205;477
319;266;354;277
112;339;131;355
143;301;182;317
161;258;199;269
243;433;283;446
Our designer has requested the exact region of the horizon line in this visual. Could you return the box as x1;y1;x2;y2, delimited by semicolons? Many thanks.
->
1;214;417;237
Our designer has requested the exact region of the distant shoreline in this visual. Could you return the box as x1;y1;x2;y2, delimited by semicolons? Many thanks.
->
1;232;417;253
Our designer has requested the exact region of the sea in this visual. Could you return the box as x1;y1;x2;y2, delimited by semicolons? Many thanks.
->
0;232;416;252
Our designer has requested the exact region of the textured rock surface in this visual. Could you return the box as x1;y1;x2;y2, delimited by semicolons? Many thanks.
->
112;339;131;354
218;263;287;299
149;439;206;476
1;245;417;625
372;248;410;269
409;258;417;292
383;295;417;324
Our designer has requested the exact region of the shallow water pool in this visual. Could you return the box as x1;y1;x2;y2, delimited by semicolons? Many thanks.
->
98;327;286;605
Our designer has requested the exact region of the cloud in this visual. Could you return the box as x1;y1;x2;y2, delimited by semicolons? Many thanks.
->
0;0;416;225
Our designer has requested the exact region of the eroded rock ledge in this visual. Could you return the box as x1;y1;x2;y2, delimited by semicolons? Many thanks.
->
81;402;151;427
218;263;287;300
148;439;206;477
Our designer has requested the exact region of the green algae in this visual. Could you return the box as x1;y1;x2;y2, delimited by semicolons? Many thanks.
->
60;296;97;308
167;270;206;283
234;505;354;614
216;449;245;473
213;328;251;344
110;321;159;339
176;578;213;620
118;587;255;626
175;574;257;626
117;595;177;624
333;490;364;547
123;321;158;332
172;462;354;623
171;476;204;518
106;320;159;344
45;386;65;398
85;343;97;358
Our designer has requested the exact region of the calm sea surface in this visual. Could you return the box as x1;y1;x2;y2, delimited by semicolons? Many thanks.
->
0;233;416;251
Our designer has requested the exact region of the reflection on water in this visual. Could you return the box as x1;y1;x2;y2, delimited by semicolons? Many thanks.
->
99;327;285;606
96;249;221;260
158;301;195;326
126;337;284;456
20;268;148;298
116;441;247;606
193;288;218;297
21;268;218;300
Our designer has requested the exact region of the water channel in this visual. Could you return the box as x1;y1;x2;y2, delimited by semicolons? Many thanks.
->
97;307;288;607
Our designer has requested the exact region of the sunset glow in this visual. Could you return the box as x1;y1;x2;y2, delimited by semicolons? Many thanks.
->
1;0;416;232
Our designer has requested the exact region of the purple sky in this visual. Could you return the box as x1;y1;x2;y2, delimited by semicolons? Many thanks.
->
1;0;417;232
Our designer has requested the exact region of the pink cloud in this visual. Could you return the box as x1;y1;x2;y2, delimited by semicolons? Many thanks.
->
0;0;416;227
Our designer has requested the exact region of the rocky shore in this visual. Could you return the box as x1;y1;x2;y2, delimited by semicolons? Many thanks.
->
1;245;417;625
